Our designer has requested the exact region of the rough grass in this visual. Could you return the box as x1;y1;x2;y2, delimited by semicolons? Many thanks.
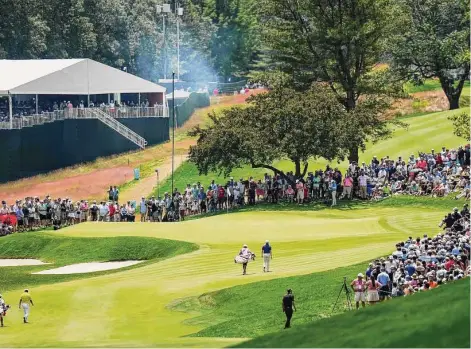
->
171;261;371;339
233;279;470;348
0;233;197;293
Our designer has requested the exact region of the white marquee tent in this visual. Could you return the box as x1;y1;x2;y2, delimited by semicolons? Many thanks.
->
0;59;166;95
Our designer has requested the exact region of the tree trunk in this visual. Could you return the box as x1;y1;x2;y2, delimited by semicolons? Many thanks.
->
448;94;460;110
348;147;359;164
294;159;301;178
345;91;359;163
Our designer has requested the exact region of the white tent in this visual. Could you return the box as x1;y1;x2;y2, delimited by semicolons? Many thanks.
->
166;89;191;100
0;59;166;95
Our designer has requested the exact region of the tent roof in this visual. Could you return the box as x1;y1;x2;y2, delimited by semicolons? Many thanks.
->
0;59;166;95
166;90;191;100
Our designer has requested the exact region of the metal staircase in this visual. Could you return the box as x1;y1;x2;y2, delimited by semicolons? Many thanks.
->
89;109;147;149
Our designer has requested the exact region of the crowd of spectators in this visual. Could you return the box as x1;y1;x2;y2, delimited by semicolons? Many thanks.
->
351;205;470;308
0;97;160;122
153;144;470;220
0;194;141;235
1;144;469;230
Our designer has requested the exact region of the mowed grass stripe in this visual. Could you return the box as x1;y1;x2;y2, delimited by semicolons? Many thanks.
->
0;207;441;347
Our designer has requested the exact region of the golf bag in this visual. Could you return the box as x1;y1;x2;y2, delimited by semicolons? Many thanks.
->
234;252;256;264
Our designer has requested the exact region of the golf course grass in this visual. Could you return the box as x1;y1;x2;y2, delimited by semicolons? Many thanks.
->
155;107;467;196
0;197;455;347
0;233;198;292
233;279;470;348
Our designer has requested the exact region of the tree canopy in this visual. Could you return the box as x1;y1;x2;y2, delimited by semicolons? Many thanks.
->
448;112;470;140
390;0;470;110
0;0;260;82
188;85;396;182
253;0;404;162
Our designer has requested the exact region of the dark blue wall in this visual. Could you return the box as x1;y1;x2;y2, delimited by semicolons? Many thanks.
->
0;117;169;183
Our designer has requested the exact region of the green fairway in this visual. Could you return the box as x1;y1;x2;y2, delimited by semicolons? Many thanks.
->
0;234;197;293
0;201;448;347
156;107;467;196
233;279;470;348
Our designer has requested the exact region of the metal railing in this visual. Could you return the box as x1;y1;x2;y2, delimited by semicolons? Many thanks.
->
90;109;147;149
0;106;168;130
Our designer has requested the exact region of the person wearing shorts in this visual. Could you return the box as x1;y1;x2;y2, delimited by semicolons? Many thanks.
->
350;273;366;309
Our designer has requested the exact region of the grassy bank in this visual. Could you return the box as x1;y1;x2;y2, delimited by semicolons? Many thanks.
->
0;233;198;292
233;279;470;348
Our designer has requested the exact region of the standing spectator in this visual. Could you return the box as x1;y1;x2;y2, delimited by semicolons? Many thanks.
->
350;273;366;309
296;180;304;204
377;268;391;301
330;179;337;207
366;275;382;305
358;171;368;199
140;197;147;222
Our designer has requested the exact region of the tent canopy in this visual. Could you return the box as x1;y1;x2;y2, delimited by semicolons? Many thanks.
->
0;59;166;95
166;90;191;100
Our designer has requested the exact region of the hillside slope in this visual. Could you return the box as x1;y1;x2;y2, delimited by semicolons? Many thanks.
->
233;279;470;348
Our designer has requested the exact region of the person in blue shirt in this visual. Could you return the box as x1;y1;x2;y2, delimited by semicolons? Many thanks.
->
377;269;391;301
262;240;272;272
329;180;337;207
405;260;416;276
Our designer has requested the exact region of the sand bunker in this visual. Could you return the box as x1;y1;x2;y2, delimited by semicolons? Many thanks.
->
33;261;144;275
0;259;48;267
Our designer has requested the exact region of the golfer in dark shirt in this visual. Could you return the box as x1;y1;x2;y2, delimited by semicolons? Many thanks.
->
282;289;296;329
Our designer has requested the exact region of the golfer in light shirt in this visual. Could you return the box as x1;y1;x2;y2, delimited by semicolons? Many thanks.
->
19;289;34;323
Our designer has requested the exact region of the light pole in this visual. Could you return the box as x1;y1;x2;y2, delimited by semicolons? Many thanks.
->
158;3;183;81
171;71;176;197
157;4;171;79
176;5;183;80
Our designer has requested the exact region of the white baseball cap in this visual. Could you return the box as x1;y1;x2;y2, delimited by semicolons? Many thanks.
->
357;273;364;278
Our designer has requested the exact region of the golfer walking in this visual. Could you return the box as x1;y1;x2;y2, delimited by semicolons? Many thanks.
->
282;289;296;329
19;289;34;323
262;240;272;272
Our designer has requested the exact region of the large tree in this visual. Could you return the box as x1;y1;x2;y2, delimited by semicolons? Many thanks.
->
256;0;403;162
188;84;393;182
390;0;470;110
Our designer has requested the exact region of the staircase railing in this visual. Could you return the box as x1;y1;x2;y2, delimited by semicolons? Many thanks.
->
88;109;147;149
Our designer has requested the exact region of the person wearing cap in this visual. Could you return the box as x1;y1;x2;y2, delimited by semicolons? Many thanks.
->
350;273;366;309
282;289;296;329
239;244;252;275
18;289;34;324
262;240;272;273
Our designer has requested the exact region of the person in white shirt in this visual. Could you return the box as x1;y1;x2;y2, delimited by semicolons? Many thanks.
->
98;202;109;221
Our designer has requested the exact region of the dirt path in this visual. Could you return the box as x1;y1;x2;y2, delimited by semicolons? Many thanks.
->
119;154;188;203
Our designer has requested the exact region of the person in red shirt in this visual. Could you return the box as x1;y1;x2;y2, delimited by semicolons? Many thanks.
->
444;257;454;271
417;158;428;171
217;185;225;210
108;202;115;222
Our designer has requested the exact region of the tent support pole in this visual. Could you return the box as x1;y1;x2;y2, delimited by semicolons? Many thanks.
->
8;94;13;129
87;95;90;107
35;94;38;114
108;93;110;104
